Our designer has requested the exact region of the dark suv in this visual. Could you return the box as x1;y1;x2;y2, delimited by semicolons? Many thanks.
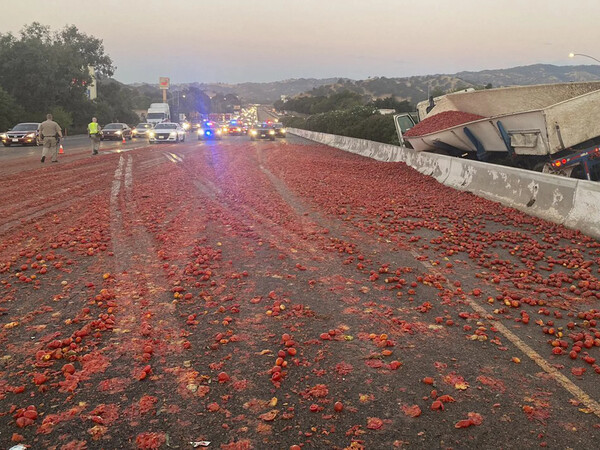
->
249;123;276;141
1;122;41;147
272;123;287;138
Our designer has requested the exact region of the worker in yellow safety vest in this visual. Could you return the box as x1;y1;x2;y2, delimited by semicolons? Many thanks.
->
88;117;101;155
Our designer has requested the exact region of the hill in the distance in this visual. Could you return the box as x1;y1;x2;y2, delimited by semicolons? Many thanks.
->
295;64;600;104
456;64;600;88
129;64;600;105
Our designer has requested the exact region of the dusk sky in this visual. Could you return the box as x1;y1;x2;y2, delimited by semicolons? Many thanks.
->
4;0;600;84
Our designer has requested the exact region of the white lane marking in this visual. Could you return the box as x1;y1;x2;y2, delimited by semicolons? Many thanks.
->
125;155;133;191
100;143;149;154
416;255;600;418
111;155;124;205
164;152;183;163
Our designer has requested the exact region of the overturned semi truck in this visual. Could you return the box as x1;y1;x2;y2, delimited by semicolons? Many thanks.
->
394;82;600;180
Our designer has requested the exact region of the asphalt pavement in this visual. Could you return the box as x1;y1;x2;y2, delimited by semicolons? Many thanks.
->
0;134;151;176
0;133;599;449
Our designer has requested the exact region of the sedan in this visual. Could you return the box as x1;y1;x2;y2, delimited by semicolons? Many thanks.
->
1;122;41;147
101;123;132;141
149;122;186;143
132;123;154;139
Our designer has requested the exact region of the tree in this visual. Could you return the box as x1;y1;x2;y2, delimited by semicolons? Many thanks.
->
0;87;24;131
49;106;73;132
210;93;240;114
281;90;365;115
0;23;114;126
94;80;139;125
371;96;413;113
180;87;211;117
430;87;445;98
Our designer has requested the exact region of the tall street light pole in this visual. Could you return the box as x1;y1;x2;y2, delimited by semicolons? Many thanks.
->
168;91;187;122
569;52;600;64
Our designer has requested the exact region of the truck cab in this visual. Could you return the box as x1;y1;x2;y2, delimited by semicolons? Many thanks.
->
393;113;419;147
147;103;171;126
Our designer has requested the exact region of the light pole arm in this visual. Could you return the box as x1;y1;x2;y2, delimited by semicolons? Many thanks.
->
569;53;600;64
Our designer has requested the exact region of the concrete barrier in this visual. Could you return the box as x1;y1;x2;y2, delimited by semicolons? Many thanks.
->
454;160;579;225
566;180;600;238
412;151;453;184
287;128;600;240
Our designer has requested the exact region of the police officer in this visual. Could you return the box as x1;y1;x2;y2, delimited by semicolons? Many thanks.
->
39;114;63;163
88;117;101;155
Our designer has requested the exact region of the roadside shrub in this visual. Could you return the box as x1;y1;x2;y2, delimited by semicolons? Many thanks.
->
0;87;24;131
281;108;400;145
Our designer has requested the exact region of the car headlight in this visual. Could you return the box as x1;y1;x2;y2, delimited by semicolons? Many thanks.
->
250;130;257;135
170;132;176;137
132;129;137;134
116;130;122;135
0;133;7;139
216;130;222;135
269;130;275;135
183;123;190;130
149;132;155;138
281;128;287;133
26;133;35;138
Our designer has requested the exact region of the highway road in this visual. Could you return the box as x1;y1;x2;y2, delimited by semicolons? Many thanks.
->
1;133;600;448
257;105;280;123
0;134;150;176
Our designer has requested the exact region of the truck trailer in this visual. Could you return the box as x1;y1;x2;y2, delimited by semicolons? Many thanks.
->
394;82;600;179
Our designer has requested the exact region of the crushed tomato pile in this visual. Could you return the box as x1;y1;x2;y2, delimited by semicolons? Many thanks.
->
403;110;486;137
